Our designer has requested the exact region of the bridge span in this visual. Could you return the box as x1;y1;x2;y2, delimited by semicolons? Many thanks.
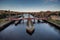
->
8;17;47;21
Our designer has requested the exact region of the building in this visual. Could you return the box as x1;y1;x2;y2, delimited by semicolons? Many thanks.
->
50;15;60;20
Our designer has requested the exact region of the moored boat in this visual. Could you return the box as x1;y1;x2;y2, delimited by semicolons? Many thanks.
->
15;21;19;25
26;20;34;33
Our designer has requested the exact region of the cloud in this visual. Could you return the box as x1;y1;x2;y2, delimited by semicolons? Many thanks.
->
44;0;58;2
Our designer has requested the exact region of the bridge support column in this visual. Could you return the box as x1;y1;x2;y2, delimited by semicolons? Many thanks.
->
37;19;40;23
33;18;35;23
22;14;24;23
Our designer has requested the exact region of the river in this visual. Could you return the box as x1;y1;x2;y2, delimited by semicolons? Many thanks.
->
0;14;60;40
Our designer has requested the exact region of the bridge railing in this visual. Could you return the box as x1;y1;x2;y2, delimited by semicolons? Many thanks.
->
8;17;47;21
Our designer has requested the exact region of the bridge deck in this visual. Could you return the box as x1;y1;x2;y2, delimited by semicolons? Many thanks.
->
9;18;47;21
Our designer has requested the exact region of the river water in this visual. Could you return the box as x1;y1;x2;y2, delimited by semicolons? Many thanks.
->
0;14;60;40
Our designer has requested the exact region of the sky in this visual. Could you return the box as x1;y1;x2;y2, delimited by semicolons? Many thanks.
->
0;0;60;12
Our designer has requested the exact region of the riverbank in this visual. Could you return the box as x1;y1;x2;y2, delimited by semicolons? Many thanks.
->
0;18;9;26
43;20;60;28
0;18;15;31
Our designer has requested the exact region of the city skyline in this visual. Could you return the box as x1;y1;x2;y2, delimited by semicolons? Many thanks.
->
0;0;60;12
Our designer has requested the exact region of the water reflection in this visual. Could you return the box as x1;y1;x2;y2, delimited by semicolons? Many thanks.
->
26;19;35;35
48;23;60;34
0;20;60;40
26;29;35;35
0;14;60;40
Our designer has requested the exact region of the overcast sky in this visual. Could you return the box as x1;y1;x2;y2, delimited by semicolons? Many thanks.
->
0;0;60;12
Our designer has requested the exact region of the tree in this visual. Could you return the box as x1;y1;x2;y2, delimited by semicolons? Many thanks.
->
58;12;60;16
0;13;8;19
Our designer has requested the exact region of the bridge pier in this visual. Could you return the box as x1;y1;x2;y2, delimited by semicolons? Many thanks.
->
37;19;40;23
19;19;23;23
33;18;35;24
22;14;24;23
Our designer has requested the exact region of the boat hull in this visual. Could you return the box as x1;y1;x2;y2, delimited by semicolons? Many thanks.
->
15;21;19;25
26;20;34;33
26;26;34;33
